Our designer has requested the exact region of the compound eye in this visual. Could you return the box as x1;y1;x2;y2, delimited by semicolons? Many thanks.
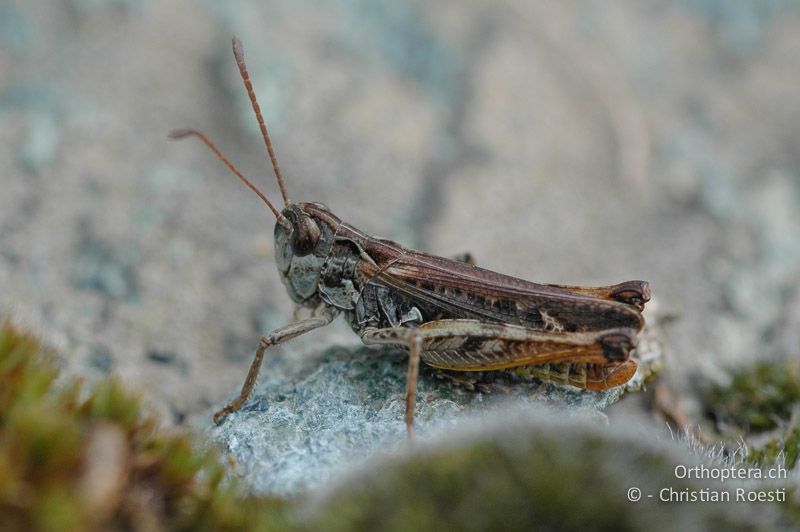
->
291;214;321;256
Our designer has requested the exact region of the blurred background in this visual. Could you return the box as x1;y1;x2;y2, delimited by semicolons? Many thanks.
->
1;0;799;425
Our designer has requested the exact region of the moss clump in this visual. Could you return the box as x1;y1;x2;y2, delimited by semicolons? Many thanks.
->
705;359;800;433
747;426;800;470
0;321;291;532
703;358;800;475
303;414;777;532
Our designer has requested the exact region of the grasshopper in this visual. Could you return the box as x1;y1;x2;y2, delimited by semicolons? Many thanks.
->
170;37;650;438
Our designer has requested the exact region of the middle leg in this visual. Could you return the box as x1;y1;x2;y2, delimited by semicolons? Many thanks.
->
360;327;423;439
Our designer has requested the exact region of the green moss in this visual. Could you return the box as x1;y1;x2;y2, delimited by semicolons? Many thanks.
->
705;359;800;433
0;321;292;531
747;426;800;470
304;419;773;531
703;358;800;477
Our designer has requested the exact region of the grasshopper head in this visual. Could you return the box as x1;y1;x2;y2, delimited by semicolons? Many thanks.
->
274;203;338;306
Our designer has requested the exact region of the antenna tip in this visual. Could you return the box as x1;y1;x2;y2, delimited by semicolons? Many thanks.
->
232;35;244;62
168;128;196;140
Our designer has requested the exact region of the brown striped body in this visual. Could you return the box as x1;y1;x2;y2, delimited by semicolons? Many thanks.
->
277;202;649;391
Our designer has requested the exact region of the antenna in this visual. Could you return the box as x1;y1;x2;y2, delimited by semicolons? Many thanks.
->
168;128;290;228
232;36;290;206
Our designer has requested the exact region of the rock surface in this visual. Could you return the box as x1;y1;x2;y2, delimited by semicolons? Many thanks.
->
209;317;663;495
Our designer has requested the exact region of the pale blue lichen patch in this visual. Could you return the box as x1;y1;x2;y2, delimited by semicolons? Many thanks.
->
679;0;800;52
0;85;62;172
73;220;139;303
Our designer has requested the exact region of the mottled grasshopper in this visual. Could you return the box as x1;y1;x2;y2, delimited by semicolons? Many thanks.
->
170;37;650;437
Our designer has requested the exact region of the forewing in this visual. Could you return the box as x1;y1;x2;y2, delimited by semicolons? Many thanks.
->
372;252;644;332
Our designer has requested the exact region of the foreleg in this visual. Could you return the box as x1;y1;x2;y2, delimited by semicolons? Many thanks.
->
213;306;338;424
